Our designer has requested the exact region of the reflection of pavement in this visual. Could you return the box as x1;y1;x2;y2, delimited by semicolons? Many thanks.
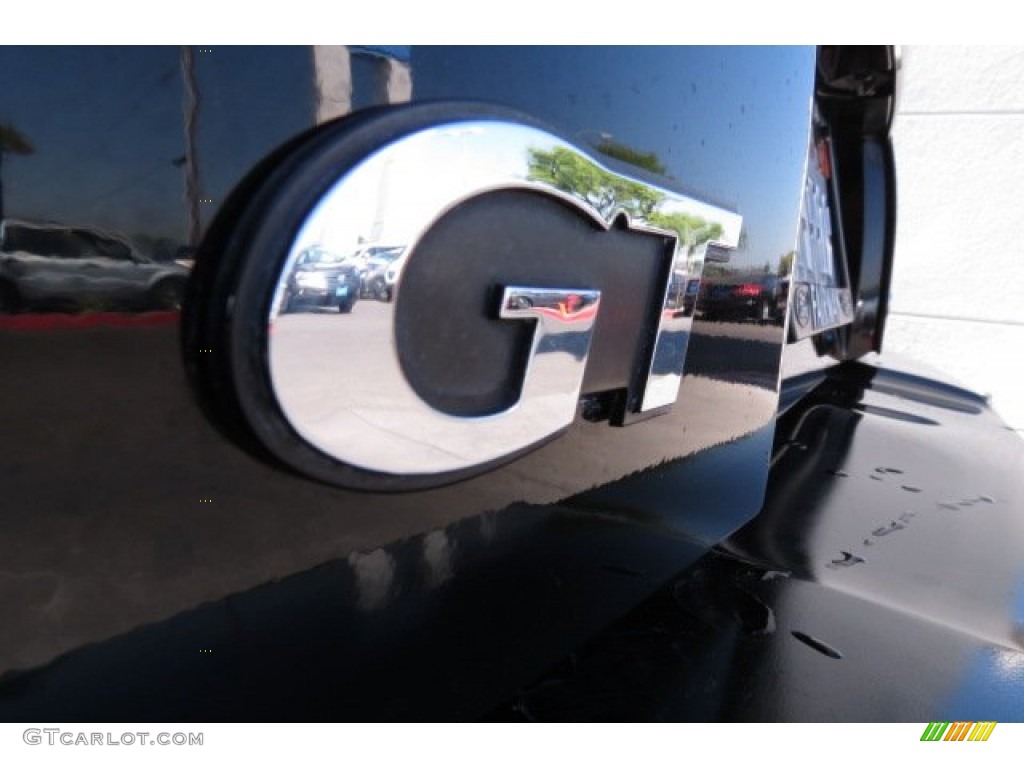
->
270;301;778;481
272;303;589;473
692;319;784;343
270;301;396;409
686;320;784;391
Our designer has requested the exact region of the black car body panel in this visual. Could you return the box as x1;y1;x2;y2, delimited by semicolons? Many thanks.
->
1;45;1021;722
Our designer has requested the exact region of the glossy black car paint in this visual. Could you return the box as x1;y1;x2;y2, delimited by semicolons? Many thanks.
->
3;358;1022;721
1;46;1021;721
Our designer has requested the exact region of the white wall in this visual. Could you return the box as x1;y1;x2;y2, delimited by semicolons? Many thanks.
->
887;46;1024;433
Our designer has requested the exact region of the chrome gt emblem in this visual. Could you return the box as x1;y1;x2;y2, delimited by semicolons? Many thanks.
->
186;107;741;490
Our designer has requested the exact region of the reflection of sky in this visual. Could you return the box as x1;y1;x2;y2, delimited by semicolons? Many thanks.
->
0;47;185;240
937;574;1024;721
191;46;312;232
290;126;524;256
288;123;742;266
0;47;311;243
412;46;814;270
1;46;812;267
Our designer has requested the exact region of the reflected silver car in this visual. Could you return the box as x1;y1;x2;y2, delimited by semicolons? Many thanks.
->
0;219;190;312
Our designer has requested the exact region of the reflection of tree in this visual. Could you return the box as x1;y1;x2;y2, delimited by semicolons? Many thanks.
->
593;137;667;175
778;250;795;277
526;145;727;270
527;146;661;219
647;211;723;251
0;122;35;221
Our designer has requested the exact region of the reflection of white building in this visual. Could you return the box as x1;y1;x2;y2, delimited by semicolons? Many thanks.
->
311;46;413;248
368;156;395;244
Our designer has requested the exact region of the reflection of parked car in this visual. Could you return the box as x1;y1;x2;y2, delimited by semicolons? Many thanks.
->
663;269;687;311
363;247;410;303
699;274;783;324
681;277;700;316
0;220;190;312
776;277;790;323
356;245;405;300
663;271;700;316
281;245;361;313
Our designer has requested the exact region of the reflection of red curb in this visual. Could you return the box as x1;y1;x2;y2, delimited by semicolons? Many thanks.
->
0;311;179;332
533;304;600;323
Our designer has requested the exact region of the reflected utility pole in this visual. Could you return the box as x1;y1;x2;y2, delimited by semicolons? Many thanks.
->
180;46;202;247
